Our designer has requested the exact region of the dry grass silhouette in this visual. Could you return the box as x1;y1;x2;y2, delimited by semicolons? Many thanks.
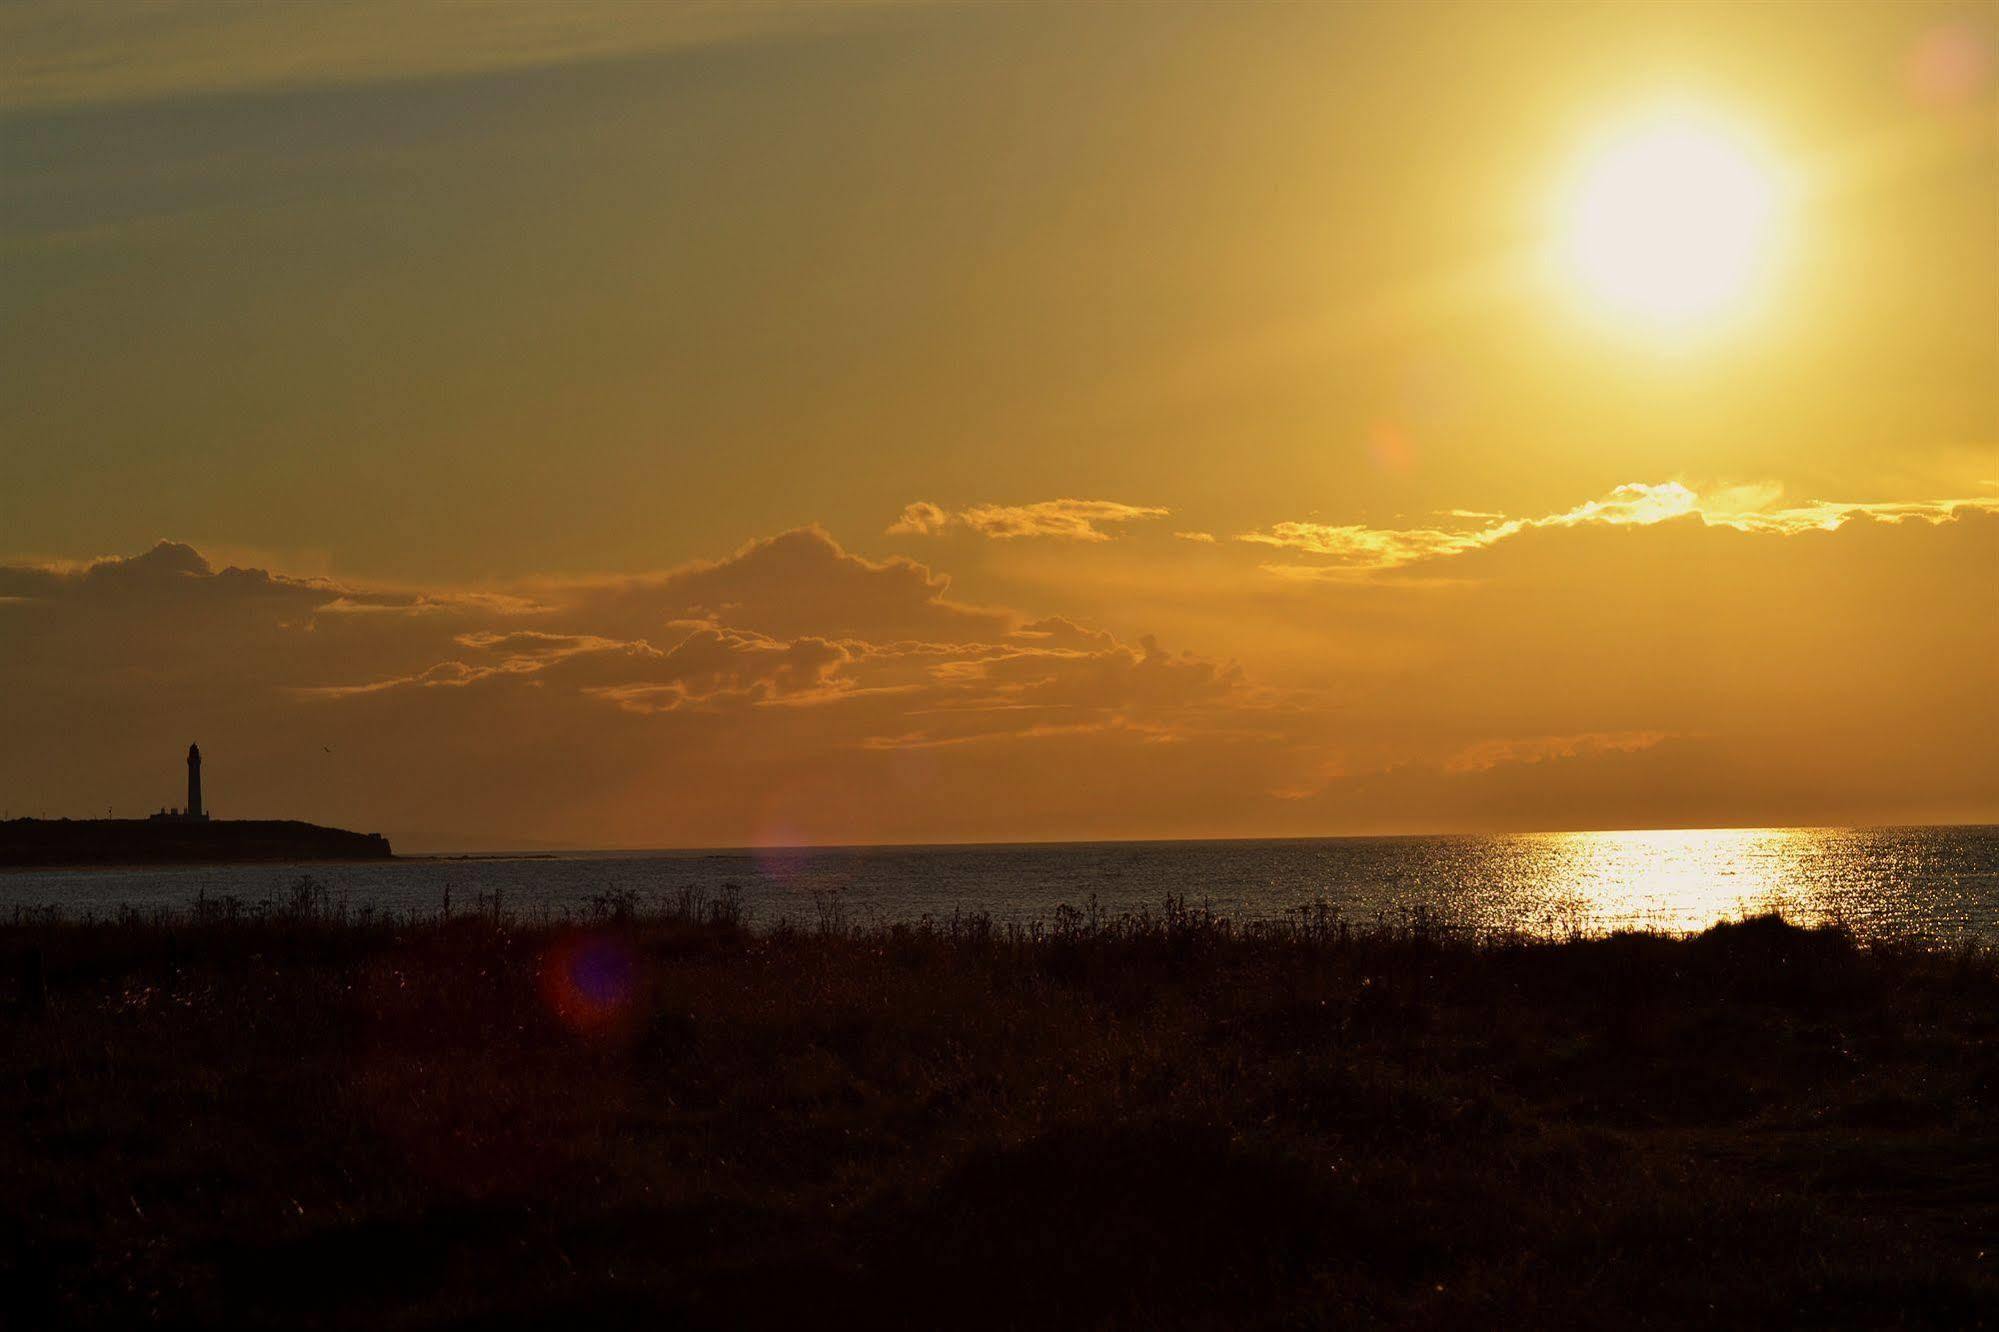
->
5;888;1996;1328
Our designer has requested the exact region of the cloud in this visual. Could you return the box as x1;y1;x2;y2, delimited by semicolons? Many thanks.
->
582;629;852;714
961;499;1171;541
3;498;1995;847
1279;726;1999;838
1719;495;1999;535
5;540;201;589
1240;481;1999;577
453;630;623;656
537;526;1014;643
1011;616;1120;651
885;501;950;537
888;499;1171;542
1240;521;1504;572
1174;531;1217;543
76;526;1247;766
0;527;1275;846
0;0;923;111
1537;481;1700;528
1441;729;1673;775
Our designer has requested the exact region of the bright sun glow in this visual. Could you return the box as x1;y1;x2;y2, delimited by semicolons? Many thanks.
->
1557;111;1785;335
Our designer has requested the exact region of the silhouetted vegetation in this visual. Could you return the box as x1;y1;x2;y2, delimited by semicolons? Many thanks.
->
5;889;1996;1328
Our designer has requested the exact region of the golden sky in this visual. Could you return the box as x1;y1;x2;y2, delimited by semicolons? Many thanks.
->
2;0;1995;849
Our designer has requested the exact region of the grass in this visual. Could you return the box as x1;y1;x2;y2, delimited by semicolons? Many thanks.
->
4;888;1997;1329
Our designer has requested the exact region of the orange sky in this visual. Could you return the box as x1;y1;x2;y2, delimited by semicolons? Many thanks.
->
2;0;1994;849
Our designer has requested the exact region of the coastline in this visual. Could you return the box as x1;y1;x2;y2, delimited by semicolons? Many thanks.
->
0;817;392;869
0;856;403;874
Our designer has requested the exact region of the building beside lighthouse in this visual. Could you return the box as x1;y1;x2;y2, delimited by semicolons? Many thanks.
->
150;743;211;822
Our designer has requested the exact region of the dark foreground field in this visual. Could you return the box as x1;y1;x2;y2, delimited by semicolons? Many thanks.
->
5;891;1997;1330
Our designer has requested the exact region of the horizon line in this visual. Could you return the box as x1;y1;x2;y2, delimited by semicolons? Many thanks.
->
400;820;1999;860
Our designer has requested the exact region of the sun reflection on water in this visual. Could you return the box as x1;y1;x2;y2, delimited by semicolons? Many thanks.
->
13;825;1997;944
1525;827;1819;935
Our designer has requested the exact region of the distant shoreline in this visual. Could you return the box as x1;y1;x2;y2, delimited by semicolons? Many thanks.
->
0;856;404;875
0;817;393;869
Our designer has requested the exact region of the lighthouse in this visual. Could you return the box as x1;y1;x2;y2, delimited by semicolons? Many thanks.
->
148;744;213;821
186;744;206;821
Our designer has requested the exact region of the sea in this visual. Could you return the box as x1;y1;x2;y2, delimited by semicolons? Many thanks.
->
7;824;1999;944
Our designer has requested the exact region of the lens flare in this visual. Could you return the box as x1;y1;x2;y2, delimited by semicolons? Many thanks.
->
1907;20;1992;109
538;933;637;1036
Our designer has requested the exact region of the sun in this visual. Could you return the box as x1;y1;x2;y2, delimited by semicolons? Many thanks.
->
1555;110;1785;335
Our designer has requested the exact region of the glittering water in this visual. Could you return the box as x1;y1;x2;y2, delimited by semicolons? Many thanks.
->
7;825;1998;943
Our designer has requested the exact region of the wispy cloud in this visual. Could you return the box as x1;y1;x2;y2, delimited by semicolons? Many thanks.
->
885;501;951;537
1239;521;1507;571
1442;730;1672;774
1240;481;1999;578
0;0;923;111
888;498;1171;542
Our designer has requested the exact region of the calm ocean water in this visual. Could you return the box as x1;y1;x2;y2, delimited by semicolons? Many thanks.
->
8;825;1999;942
